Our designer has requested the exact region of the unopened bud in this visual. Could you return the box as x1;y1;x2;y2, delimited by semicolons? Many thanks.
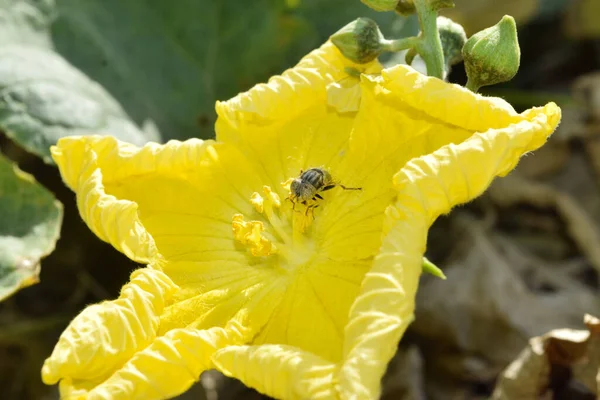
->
361;0;399;12
462;15;520;90
331;18;385;64
437;16;466;72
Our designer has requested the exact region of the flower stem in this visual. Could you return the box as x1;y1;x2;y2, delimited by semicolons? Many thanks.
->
382;36;420;52
413;0;445;79
465;77;481;92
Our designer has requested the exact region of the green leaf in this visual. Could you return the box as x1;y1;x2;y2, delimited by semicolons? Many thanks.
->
0;153;63;301
0;46;156;163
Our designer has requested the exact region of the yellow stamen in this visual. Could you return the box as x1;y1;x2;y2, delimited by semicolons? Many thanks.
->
263;186;281;208
250;192;264;213
232;214;277;257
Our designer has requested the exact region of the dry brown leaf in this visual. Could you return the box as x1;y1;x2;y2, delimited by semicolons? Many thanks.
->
574;72;600;123
488;175;600;273
584;137;600;185
516;141;570;179
572;315;600;392
381;346;426;400
412;213;599;397
491;336;550;400
492;314;600;399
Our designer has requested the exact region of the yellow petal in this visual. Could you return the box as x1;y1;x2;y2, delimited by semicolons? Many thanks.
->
216;42;381;136
51;136;216;263
336;97;560;398
213;344;336;400
326;76;364;113
64;321;252;400
158;265;287;335
42;268;178;385
337;211;426;399
394;102;561;225
253;261;369;362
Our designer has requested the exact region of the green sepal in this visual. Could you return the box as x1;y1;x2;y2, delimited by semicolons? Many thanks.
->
422;257;446;279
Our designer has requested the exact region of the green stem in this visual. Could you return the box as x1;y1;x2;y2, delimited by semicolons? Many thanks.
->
413;0;445;79
465;77;481;92
381;36;420;52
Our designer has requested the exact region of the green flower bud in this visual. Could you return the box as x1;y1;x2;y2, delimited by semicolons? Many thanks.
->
331;18;385;64
437;16;467;70
395;0;416;16
360;0;399;12
462;15;521;91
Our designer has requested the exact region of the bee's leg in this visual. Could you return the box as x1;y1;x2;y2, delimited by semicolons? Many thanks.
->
339;184;362;191
286;196;295;210
322;184;336;191
304;204;318;219
310;205;319;220
314;193;323;200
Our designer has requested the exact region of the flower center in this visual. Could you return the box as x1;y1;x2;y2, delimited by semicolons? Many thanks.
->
231;185;316;270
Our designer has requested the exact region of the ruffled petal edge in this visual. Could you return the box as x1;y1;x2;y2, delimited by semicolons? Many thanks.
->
51;135;214;263
375;65;538;133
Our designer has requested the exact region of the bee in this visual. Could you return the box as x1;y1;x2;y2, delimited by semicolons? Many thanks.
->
289;167;361;215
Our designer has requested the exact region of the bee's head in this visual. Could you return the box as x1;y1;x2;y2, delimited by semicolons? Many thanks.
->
290;178;303;199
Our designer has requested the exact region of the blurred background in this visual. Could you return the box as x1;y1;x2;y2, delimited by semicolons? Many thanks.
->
1;0;600;399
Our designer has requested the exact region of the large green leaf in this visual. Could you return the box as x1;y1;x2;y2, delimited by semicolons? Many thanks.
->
0;0;154;163
0;153;63;301
0;45;155;163
0;0;400;162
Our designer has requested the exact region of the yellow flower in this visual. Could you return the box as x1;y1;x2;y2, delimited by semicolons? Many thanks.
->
42;41;560;400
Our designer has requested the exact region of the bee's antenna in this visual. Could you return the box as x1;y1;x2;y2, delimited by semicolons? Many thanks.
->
339;184;362;191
